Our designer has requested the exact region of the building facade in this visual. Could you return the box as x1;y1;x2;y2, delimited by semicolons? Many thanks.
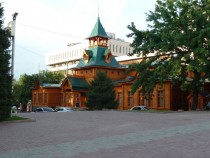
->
33;17;206;111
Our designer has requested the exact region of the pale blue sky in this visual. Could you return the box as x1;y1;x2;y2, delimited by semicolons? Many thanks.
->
2;0;156;79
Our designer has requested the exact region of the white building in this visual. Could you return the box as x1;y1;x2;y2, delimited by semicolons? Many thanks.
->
46;32;133;74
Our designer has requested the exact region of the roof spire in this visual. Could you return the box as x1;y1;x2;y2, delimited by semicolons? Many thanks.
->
87;17;109;39
98;0;100;18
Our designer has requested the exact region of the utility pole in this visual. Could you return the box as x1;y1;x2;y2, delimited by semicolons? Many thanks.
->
9;12;18;77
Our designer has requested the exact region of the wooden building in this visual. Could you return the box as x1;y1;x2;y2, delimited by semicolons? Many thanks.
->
32;17;208;111
32;80;61;109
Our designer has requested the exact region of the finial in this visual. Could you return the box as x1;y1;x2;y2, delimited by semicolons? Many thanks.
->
98;0;100;18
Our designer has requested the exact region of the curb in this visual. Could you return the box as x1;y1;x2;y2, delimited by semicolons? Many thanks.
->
0;118;36;124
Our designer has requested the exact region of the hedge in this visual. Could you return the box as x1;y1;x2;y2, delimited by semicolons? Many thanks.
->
0;106;11;121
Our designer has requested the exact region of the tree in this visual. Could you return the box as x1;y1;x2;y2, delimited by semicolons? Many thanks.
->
12;71;65;110
0;3;12;120
38;70;65;84
127;0;210;110
85;71;118;110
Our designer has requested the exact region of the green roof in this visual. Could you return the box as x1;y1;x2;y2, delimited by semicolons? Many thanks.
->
37;79;61;88
68;77;89;91
113;76;135;85
76;46;122;68
42;83;61;88
88;17;109;39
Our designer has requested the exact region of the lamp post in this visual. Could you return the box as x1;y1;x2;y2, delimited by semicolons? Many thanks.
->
8;12;18;77
181;57;187;110
11;12;18;77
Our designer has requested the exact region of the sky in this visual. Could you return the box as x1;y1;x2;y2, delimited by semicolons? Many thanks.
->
1;0;156;80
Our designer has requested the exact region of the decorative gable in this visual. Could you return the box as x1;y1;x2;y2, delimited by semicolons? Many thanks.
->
104;49;112;63
61;78;72;91
83;50;93;63
83;52;89;63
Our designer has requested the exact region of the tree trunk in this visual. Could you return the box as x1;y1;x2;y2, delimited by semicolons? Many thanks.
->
192;91;198;110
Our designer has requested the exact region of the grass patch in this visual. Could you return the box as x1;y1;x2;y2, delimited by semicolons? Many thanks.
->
146;109;177;113
3;115;28;121
129;110;175;113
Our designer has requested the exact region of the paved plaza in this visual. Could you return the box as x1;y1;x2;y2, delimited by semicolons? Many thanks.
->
0;111;210;158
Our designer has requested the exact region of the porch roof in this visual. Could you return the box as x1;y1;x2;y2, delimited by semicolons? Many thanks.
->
113;76;135;85
42;83;61;88
67;77;89;91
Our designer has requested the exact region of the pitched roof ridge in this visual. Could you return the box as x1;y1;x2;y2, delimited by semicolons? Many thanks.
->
68;75;85;79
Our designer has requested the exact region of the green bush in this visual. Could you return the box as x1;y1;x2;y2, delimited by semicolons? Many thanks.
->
0;106;11;121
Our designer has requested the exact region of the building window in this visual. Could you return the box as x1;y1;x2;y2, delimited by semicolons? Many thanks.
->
65;93;68;105
138;91;152;107
44;93;47;104
128;91;133;106
70;93;74;106
38;93;43;104
34;94;37;104
119;46;121;53
138;91;144;106
91;40;94;46
143;98;148;107
76;94;80;107
60;93;63;105
118;92;122;105
116;45;118;53
113;45;115;52
157;90;164;107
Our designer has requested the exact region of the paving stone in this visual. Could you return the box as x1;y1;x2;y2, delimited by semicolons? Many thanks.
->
0;111;210;158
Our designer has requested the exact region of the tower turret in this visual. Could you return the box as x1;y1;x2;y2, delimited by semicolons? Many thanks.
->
87;17;109;48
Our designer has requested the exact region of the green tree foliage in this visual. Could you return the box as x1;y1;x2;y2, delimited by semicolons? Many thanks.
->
12;71;65;109
38;70;65;84
85;71;118;110
127;0;210;110
0;3;12;120
14;74;37;107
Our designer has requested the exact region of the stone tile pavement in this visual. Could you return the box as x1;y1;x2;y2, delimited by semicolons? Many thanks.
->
0;111;210;158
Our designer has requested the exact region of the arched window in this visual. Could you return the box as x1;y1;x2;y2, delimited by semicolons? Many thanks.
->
128;91;133;106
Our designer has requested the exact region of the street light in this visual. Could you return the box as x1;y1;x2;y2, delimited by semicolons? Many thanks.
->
180;57;187;110
7;12;18;77
11;12;18;77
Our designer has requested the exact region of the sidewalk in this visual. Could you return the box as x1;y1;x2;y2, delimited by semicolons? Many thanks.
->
0;111;210;158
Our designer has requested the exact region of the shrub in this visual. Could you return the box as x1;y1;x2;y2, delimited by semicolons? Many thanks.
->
0;106;11;121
